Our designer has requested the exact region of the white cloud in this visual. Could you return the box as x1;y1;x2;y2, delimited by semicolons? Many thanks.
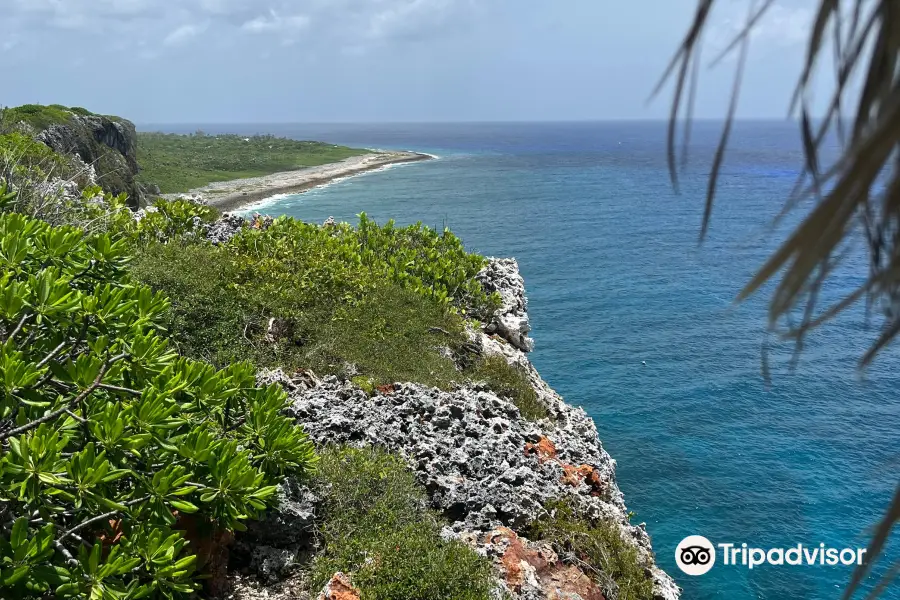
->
241;10;309;34
707;1;813;57
2;0;483;58
163;23;207;47
752;4;812;46
368;0;467;40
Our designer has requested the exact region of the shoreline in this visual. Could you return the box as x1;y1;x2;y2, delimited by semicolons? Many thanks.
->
165;150;433;213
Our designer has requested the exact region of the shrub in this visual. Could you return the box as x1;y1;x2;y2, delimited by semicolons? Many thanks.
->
0;212;316;599
311;446;494;600
126;241;254;367
130;199;219;246
129;241;466;387
525;501;655;600
1;104;74;132
129;211;496;387
0;133;69;175
228;214;499;316
467;355;548;421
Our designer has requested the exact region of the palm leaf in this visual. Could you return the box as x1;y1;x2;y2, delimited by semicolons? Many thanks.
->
660;1;900;596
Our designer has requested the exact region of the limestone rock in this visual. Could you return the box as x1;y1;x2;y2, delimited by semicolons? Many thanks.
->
33;114;144;207
477;258;535;352
205;213;248;245
457;527;607;600
316;573;360;600
281;375;681;598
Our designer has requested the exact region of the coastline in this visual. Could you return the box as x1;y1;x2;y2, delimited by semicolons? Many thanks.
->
164;150;432;212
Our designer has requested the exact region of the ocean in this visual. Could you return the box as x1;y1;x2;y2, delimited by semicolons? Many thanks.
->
150;121;900;599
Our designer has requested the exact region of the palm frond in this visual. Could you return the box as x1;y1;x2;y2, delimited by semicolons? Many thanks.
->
659;1;900;597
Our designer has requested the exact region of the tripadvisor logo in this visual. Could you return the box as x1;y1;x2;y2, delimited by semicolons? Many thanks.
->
676;535;716;576
675;536;868;576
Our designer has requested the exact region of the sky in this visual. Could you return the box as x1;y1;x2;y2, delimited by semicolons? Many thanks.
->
0;0;833;123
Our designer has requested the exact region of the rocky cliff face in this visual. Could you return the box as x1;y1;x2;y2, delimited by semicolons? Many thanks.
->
19;111;146;207
224;247;680;600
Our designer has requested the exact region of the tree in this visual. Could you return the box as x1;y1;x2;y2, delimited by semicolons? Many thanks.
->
0;211;317;598
657;1;899;596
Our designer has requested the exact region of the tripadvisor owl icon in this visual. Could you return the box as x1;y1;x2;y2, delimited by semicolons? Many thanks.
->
676;535;716;576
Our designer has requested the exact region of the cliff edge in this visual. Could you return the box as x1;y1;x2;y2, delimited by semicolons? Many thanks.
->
1;104;148;206
227;248;680;600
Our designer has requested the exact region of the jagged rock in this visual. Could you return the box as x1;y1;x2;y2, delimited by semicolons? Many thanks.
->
32;113;144;207
225;573;310;600
316;573;360;600
248;546;298;583
282;376;679;599
477;258;535;352
175;192;207;205
456;527;607;600
229;477;318;586
205;213;248;245
285;378;621;532
277;332;679;598
244;478;318;548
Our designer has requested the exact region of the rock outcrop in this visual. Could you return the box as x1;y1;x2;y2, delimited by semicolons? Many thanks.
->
477;258;536;352
15;110;146;207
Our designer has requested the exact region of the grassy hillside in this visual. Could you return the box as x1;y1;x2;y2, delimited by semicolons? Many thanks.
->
1;103;99;130
136;132;369;193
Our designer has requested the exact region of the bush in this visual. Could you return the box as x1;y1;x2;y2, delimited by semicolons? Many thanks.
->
129;241;467;387
129;211;497;387
0;133;69;175
0;212;316;599
1;104;74;131
228;214;498;316
525;501;655;600
467;355;548;421
311;446;494;600
126;241;255;366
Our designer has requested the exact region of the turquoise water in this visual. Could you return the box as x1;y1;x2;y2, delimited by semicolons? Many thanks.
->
157;122;899;599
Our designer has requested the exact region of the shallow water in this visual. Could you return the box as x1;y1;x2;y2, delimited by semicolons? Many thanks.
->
154;121;900;599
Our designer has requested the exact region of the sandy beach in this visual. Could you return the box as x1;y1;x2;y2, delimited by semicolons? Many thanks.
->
165;150;432;212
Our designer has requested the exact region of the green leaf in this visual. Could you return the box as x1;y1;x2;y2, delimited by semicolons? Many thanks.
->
169;500;198;514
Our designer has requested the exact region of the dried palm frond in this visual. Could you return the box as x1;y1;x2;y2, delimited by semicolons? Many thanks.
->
653;1;899;597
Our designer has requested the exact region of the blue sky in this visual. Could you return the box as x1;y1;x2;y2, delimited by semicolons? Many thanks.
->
0;0;825;123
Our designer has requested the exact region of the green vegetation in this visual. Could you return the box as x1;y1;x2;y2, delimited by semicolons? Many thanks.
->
0;132;70;174
129;210;503;390
0;104;82;131
0;133;93;226
526;501;655;600
311;446;494;600
466;354;548;421
135;132;369;193
0;211;316;599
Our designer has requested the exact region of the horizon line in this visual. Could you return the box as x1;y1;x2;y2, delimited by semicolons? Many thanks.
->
136;117;817;127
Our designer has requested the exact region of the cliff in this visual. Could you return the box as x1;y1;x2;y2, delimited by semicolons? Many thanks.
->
1;104;149;206
206;230;681;600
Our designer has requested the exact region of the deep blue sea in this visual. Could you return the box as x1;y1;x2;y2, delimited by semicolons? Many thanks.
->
150;121;900;599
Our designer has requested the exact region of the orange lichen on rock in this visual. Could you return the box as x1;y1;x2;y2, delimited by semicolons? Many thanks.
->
485;527;605;600
560;464;595;487
524;436;558;463
560;464;607;496
317;572;361;600
523;436;607;497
